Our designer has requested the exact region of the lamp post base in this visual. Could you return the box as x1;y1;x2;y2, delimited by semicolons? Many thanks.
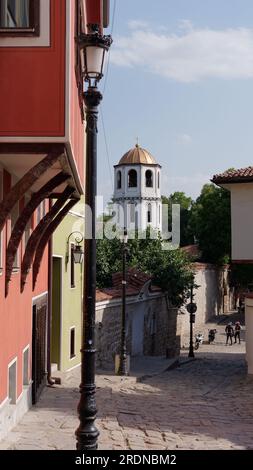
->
76;427;99;451
115;354;130;376
76;381;100;451
118;365;129;376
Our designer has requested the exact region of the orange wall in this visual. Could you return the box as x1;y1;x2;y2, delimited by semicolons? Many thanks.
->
0;0;66;137
0;245;48;402
0;175;49;402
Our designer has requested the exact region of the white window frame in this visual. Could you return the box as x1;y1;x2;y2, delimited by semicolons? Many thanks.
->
8;357;17;405
22;344;30;386
0;0;50;48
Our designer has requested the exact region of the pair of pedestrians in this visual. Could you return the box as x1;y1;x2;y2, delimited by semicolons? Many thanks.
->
225;322;241;345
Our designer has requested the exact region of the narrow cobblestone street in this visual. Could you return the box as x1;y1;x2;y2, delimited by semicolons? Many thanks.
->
1;315;253;451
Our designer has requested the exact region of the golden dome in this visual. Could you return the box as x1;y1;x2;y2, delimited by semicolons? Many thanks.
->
118;144;157;165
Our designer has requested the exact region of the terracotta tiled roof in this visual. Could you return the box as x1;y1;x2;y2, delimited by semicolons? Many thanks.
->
181;244;201;259
112;268;151;289
212;166;253;184
96;268;160;303
96;287;140;302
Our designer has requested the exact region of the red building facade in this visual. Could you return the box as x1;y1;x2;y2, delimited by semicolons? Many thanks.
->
0;0;106;439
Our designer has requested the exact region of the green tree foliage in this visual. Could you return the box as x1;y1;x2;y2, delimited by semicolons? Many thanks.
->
96;236;122;288
96;231;194;307
162;192;194;247
190;184;231;264
97;180;236;305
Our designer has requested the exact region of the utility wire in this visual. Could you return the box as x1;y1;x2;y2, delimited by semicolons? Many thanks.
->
103;0;117;95
111;0;117;34
101;106;114;191
101;0;117;192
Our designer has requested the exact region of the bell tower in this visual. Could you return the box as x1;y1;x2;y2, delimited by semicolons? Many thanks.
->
113;144;162;232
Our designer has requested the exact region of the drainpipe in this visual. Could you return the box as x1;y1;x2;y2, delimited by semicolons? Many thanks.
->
47;198;55;385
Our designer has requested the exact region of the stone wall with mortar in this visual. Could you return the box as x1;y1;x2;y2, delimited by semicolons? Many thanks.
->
95;292;179;369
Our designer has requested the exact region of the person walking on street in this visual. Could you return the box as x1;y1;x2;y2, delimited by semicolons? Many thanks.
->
225;322;234;345
234;321;241;344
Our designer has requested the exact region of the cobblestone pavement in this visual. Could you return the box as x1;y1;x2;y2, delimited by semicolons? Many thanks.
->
1;315;253;450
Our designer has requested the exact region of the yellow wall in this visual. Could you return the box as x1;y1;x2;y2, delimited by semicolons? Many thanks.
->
52;200;84;371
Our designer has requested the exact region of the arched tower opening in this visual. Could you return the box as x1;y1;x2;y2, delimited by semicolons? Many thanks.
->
128;169;137;188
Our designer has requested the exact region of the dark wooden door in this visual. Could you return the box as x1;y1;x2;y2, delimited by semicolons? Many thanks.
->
32;303;47;404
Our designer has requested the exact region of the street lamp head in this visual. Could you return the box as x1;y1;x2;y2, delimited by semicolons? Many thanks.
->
79;24;113;87
66;231;84;265
73;244;84;264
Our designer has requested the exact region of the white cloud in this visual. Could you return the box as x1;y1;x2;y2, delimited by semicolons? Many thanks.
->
128;20;150;30
177;133;192;144
111;22;253;82
178;19;194;33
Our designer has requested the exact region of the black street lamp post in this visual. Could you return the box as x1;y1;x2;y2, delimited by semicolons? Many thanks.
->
187;284;197;358
118;229;129;376
75;25;112;451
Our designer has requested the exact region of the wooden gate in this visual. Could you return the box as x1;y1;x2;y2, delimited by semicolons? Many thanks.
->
32;303;47;404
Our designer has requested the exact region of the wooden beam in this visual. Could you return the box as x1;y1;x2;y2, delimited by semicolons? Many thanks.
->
20;186;75;293
33;199;79;290
0;152;63;233
0;143;65;154
5;172;70;295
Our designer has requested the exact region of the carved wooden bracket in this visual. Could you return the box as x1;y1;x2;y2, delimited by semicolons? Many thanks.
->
33;198;79;290
0;152;62;234
20;186;76;293
5;172;70;296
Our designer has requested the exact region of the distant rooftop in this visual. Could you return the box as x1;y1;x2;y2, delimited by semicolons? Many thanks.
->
96;268;160;302
212;166;253;184
181;244;201;260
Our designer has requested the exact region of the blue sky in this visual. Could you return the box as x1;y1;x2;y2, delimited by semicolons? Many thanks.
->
98;0;253;205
